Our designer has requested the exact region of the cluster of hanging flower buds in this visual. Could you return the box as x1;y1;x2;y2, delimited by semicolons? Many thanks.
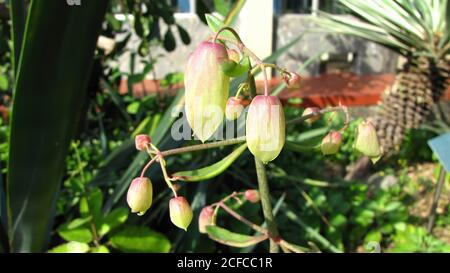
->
125;26;382;232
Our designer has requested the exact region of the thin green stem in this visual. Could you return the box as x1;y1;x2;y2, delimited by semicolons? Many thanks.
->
286;106;348;126
161;136;246;157
254;157;280;253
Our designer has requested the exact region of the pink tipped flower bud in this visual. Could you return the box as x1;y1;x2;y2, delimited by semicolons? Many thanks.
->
198;206;215;234
302;107;321;123
355;120;382;159
284;72;302;89
246;95;285;163
225;97;244;120
184;41;230;142
244;190;260;203
227;49;240;63
135;134;151;151
321;130;342;155
169;196;193;231
127;177;153;216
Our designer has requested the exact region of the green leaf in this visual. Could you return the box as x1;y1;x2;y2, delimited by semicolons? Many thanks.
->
7;0;109;252
80;188;103;227
110;226;171;253
58;227;93;244
163;28;176;52
134;13;144;38
173;143;247;182
364;230;382;245
90;245;110;253
205;225;267;248
205;14;235;40
176;24;191;45
0;75;8;91
221;57;250;78
284;141;319;153
48;242;90;253
10;0;26;75
126;101;140;114
98;207;128;236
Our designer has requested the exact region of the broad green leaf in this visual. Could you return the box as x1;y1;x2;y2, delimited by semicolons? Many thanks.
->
205;225;267;248
163;28;176;52
10;0;26;75
110;226;171;253
98;207;128;236
7;0;109;252
90;245;110;253
48;242;90;253
64;217;92;230
58;227;93;244
205;14;235;40
173;143;247;182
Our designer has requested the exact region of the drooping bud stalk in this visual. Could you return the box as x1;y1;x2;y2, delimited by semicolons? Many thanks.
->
227;49;240;63
169;196;193;231
184;41;230;142
127;177;153;216
198;206;215;234
225;97;244;120
135;134;151;151
283;72;302;89
321;130;342;155
246;95;285;163
354;120;382;163
244;189;260;203
302;107;321;123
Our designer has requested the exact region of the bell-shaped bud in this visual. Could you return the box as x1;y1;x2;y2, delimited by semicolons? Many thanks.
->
225;97;244;120
246;95;285;163
135;134;151;151
169;196;193;231
302;107;321;123
244;190;260;203
198;206;215;234
283;72;302;89
227;49;240;63
127;177;153;216
184;41;230;142
321;130;342;155
355;120;382;161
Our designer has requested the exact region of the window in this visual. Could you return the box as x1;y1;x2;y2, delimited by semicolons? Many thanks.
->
274;0;347;15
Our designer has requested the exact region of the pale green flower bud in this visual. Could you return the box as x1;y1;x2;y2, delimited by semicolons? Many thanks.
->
127;177;153;216
246;95;285;163
321;130;342;155
302;107;321;123
169;196;193;231
184;41;230;142
355;120;382;161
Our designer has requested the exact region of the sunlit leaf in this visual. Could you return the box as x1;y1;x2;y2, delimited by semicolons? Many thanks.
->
173;143;247;182
205;225;267;248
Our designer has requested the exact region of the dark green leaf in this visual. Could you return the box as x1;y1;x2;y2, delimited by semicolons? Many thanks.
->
163;28;176;52
7;0;109;252
205;225;267;248
176;24;191;45
110;226;171;253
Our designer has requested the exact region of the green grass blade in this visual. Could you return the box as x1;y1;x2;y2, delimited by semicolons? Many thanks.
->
7;0;109;252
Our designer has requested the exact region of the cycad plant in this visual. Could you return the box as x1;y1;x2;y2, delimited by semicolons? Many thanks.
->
315;0;449;154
